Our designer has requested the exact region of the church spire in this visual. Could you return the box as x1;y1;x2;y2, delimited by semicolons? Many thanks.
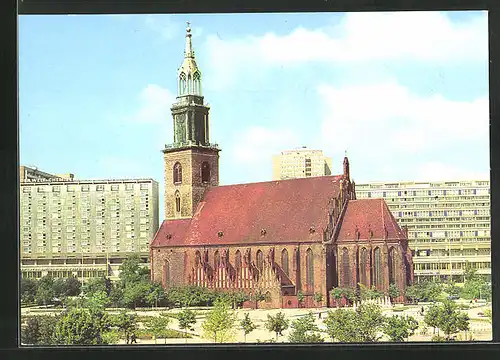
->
178;21;202;97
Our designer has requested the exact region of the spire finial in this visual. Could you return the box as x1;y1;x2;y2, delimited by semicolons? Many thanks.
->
345;149;348;157
184;21;194;58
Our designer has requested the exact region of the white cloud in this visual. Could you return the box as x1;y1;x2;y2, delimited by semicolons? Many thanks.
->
129;84;176;124
145;15;182;40
231;126;299;164
317;80;489;157
415;162;489;181
203;12;487;89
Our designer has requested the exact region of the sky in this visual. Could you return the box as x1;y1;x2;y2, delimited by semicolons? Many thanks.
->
19;11;489;221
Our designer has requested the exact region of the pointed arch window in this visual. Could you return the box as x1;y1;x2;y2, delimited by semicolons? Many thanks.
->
214;250;220;269
281;249;289;276
373;247;382;289
175;191;181;213
360;247;368;287
342;247;350;288
306;248;314;289
164;260;171;288
193;71;202;95
256;250;264;272
201;162;210;183
389;247;397;284
195;251;201;268
173;162;182;184
179;73;187;95
235;250;242;270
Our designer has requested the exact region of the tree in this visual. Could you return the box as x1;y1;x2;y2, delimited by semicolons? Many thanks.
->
330;287;356;306
435;300;470;340
53;278;66;298
201;298;237;343
62;275;82;297
383;315;419;342
313;292;324;305
404;285;420;304
484;309;492;323
113;310;137;344
35;275;55;307
358;284;383;302
240;313;257;342
251;290;266;309
21;278;38;304
85;290;111;312
424;304;441;335
145;314;171;344
288;312;324;343
265;311;289;341
53;308;109;345
122;281;151;309
388;283;401;300
21;317;41;345
324;308;358;342
355;303;385;342
82;277;110;298
119;254;150;286
145;282;166;308
109;282;124;308
177;308;197;341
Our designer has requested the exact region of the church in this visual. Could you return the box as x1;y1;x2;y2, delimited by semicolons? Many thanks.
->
150;24;414;308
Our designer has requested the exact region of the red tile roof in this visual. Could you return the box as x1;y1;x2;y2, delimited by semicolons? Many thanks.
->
151;218;192;248
336;199;406;241
154;175;344;247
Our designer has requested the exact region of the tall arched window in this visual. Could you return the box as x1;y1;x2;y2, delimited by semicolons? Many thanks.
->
256;250;264;272
281;249;289;276
360;247;368;286
173;162;182;184
195;251;201;267
175;191;181;213
235;250;242;270
179;73;187;95
342;247;350;288
193;71;201;95
373;247;382;289
214;250;220;269
306;248;314;289
187;74;192;94
164;260;170;288
201;162;210;183
389;247;397;284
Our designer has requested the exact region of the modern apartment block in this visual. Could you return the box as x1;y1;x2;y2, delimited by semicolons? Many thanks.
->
20;166;159;281
355;180;491;283
272;147;333;180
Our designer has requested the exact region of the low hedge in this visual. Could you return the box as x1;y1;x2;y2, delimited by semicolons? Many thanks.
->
135;328;192;340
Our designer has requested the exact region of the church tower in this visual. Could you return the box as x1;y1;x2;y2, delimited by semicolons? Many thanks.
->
163;22;220;220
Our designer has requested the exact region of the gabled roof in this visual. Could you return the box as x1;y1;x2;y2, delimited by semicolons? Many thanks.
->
154;175;344;247
336;199;406;241
151;219;192;248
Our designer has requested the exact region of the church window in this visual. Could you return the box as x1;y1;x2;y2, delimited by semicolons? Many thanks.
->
179;73;187;95
360;247;368;286
164;260;171;288
201;162;210;183
175;191;181;213
373;247;382;289
389;247;397;284
281;249;289;276
256;250;264;272
173;162;182;184
306;248;314;290
235;250;242;270
214;250;220;269
342;247;350;288
195;251;201;267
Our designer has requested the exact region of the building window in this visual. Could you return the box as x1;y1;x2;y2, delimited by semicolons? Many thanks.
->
368;192;371;198
175;191;181;213
201;162;210;183
111;184;119;191
444;211;448;216
388;247;397;284
235;250;241;270
373;247;382;290
281;249;289;276
164;260;170;288
81;185;89;192
306;248;314;290
359;247;368;287
383;192;386;197
256;250;264;272
214;250;220;269
342;247;350;288
173;162;182;184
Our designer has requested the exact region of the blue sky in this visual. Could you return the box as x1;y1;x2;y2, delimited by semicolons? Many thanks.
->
19;12;489;220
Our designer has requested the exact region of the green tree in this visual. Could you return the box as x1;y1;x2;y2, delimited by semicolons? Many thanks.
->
330;287;356;306
84;290;111;312
288;312;324;343
424;304;441;335
21;316;41;345
62;275;82;297
53;308;109;345
355;303;385;342
82;277;110;297
251;290;266;309
445;281;461;298
109;282;124;308
35;275;55;307
123;282;151;309
265;311;289;341
383;315;419;342
145;282;166;308
201;298;237;343
53;278;66;298
324;308;358;342
113;310;137;344
484;309;492;323
38;315;60;345
297;291;305;307
240;313;257;342
313;292;324;305
388;283;401;300
358;284;383;302
177;308;197;341
404;285;420;303
21;278;38;304
119;254;150;286
145;314;170;344
435;300;470;340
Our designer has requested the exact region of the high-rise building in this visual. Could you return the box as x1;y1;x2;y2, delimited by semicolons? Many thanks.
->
20;166;159;281
272;147;333;180
355;180;490;283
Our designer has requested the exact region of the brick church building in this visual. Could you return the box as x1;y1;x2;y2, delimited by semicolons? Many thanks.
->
150;24;414;308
